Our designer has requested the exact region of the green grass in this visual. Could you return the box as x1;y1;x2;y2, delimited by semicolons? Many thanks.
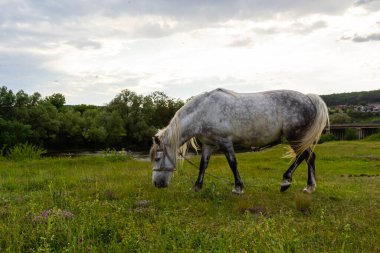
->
0;141;379;252
6;143;47;161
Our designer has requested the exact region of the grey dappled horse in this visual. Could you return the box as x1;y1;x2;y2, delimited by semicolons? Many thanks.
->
150;88;329;194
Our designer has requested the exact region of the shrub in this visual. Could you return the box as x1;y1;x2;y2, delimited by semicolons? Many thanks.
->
369;117;380;123
101;148;133;162
295;191;312;214
364;133;380;141
7;143;47;161
344;129;359;140
319;134;336;143
0;144;7;157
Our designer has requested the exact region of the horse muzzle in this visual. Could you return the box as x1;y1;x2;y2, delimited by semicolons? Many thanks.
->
154;180;169;188
152;170;173;188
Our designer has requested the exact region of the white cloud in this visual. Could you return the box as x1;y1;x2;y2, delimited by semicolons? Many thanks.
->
227;37;253;48
1;1;380;104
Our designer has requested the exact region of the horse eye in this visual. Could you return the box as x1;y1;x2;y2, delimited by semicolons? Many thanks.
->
155;157;161;162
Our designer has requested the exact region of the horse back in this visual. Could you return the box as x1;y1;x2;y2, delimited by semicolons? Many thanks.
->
196;89;317;147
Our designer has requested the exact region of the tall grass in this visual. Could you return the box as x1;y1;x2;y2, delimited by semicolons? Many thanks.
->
6;143;47;161
101;148;133;162
0;145;7;159
365;133;380;141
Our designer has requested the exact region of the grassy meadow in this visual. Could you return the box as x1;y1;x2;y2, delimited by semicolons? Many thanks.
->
0;141;379;252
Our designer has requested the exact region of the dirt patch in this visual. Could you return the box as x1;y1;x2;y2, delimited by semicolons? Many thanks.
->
237;202;267;216
247;206;267;215
352;155;380;161
256;166;275;171
133;199;153;213
33;209;74;223
341;174;380;178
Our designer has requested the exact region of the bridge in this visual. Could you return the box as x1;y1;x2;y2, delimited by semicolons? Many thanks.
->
329;123;380;140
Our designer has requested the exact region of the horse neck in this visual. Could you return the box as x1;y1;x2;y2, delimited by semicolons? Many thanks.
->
177;110;202;145
161;112;198;146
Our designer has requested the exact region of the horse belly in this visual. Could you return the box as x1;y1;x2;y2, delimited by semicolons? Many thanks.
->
207;113;282;147
233;120;282;147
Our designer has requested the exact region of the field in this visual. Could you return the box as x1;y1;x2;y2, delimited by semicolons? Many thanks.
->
0;141;379;252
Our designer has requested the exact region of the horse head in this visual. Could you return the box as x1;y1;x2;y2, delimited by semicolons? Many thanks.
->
150;135;176;188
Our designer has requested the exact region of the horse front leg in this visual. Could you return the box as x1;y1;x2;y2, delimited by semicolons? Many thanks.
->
193;145;213;192
221;142;244;194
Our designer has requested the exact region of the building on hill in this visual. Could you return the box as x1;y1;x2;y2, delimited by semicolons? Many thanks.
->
331;104;380;113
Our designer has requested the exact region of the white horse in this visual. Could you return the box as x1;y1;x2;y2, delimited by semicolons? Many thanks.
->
150;88;329;194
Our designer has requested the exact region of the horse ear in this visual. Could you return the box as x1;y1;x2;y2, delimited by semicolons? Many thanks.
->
153;136;161;145
149;145;156;162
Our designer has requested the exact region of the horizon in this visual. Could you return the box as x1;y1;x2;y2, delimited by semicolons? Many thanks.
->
2;85;380;107
3;84;380;106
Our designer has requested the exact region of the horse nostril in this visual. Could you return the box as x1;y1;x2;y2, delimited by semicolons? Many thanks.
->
153;180;168;188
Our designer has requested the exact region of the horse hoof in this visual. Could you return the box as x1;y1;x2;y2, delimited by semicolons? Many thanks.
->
280;184;291;192
303;185;316;194
232;187;244;195
280;179;292;192
193;184;202;192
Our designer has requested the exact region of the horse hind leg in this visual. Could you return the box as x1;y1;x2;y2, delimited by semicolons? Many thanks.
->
280;148;317;193
193;144;213;192
281;153;305;192
303;149;317;194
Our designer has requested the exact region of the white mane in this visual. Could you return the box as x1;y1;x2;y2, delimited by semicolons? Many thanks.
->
155;110;198;165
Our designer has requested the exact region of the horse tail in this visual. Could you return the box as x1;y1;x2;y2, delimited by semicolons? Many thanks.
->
179;137;199;156
178;137;199;168
289;94;330;158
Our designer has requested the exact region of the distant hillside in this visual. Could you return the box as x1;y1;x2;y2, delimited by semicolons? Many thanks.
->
320;90;380;106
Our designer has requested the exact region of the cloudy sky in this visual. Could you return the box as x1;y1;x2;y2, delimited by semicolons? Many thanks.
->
1;0;380;105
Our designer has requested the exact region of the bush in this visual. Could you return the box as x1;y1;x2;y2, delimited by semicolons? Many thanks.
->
369;117;380;123
344;129;359;140
7;143;47;161
101;148;133;162
0;144;7;156
329;112;351;124
319;134;336;143
364;133;380;141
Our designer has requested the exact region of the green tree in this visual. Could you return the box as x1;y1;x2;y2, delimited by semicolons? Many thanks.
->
13;90;31;122
45;93;66;111
57;109;86;147
0;118;31;147
147;91;184;129
28;103;60;145
82;109;107;144
321;89;380;106
107;89;184;149
103;111;125;146
0;86;16;119
72;104;99;114
0;85;186;152
29;92;42;106
107;89;146;147
330;112;351;124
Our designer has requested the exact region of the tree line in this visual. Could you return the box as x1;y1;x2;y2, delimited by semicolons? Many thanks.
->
0;86;184;152
321;89;380;106
2;85;379;153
